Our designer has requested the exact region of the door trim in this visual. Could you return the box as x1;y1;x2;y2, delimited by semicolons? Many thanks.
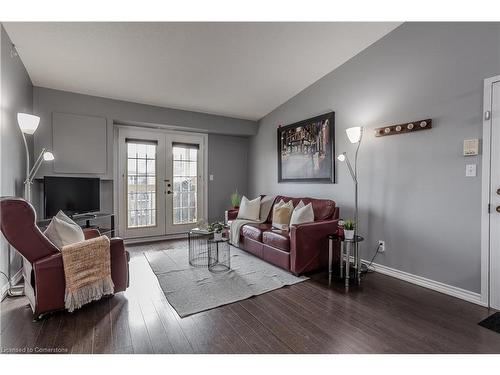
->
114;124;208;238
481;75;500;307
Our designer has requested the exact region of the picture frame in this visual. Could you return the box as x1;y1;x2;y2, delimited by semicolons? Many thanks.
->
277;112;335;183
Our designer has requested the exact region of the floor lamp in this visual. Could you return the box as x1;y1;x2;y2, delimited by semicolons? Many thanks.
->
6;113;54;297
337;126;363;235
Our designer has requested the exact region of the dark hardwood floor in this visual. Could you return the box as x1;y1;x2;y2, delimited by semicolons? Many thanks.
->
2;239;500;354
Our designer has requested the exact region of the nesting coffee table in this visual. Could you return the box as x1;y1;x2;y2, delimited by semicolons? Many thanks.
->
207;238;230;273
188;229;230;272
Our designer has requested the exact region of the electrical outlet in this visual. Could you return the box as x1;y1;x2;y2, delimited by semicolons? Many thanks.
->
378;240;386;252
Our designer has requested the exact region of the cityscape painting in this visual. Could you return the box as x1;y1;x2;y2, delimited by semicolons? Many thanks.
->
277;112;335;183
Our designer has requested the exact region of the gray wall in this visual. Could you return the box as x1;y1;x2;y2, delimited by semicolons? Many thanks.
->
0;25;34;292
208;134;248;221
33;86;257;180
32;86;256;221
249;23;500;293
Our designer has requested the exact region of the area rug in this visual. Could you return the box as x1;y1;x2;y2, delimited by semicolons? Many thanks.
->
145;246;308;317
478;312;500;334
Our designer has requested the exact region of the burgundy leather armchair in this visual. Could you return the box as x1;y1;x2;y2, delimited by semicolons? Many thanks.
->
0;197;129;319
227;195;340;275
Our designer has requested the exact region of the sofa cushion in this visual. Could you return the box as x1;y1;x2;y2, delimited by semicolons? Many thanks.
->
262;230;290;252
241;223;272;242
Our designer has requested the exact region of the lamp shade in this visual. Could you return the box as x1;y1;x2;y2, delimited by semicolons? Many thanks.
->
337;153;346;162
43;151;55;161
17;113;40;135
346;126;363;144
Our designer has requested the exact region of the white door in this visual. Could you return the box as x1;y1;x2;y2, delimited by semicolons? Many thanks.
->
165;133;206;235
118;127;207;239
489;79;500;309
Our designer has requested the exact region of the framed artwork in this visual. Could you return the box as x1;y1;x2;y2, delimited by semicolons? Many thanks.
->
277;112;335;183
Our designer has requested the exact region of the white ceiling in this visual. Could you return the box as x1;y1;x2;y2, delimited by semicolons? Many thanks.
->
4;22;400;121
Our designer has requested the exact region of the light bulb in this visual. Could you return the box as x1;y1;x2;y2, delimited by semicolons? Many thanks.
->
43;151;55;161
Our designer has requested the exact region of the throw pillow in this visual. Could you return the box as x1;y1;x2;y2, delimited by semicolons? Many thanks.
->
44;210;85;250
290;201;314;226
237;196;261;221
272;200;294;230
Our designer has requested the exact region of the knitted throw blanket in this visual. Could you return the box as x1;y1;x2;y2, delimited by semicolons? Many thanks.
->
230;195;276;245
61;235;114;312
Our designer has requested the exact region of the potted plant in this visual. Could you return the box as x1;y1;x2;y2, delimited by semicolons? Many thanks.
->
208;221;225;241
343;219;355;240
230;189;241;209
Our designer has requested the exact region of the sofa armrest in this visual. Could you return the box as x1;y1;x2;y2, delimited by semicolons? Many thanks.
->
110;237;130;291
83;228;101;239
33;253;66;315
226;208;239;221
35;237;129;300
290;219;339;275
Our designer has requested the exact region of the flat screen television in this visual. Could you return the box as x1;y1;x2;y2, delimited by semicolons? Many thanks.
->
44;176;100;218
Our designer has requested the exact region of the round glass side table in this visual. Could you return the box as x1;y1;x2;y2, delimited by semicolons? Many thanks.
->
328;234;364;289
207;238;230;273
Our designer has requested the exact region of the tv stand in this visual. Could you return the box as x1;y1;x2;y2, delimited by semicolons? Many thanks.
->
71;213;98;220
37;213;115;238
80;213;115;237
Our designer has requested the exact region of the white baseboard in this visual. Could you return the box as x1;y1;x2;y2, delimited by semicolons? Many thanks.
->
0;268;24;301
364;260;486;307
124;232;187;245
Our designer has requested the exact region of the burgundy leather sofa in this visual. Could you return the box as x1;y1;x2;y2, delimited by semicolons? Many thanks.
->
227;195;340;275
0;197;129;319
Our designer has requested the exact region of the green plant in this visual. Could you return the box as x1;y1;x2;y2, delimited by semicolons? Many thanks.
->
208;221;225;233
343;219;355;230
230;189;241;207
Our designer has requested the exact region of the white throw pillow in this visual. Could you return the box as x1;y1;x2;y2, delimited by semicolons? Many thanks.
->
290;201;314;226
55;210;78;225
237;196;261;221
294;200;305;210
44;210;85;250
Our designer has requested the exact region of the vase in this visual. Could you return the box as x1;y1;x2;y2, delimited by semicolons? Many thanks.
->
214;232;223;241
344;230;355;240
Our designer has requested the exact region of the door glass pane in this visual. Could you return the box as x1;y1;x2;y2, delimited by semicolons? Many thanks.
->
172;144;198;225
127;141;157;228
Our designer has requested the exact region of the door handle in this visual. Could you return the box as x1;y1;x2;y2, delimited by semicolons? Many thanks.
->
167;190;172;195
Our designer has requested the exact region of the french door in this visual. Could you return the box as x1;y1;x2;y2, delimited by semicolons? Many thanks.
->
118;127;207;239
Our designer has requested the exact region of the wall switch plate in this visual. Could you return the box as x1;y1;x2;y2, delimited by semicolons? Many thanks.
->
209;174;214;181
463;139;479;156
466;164;477;177
378;240;386;252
